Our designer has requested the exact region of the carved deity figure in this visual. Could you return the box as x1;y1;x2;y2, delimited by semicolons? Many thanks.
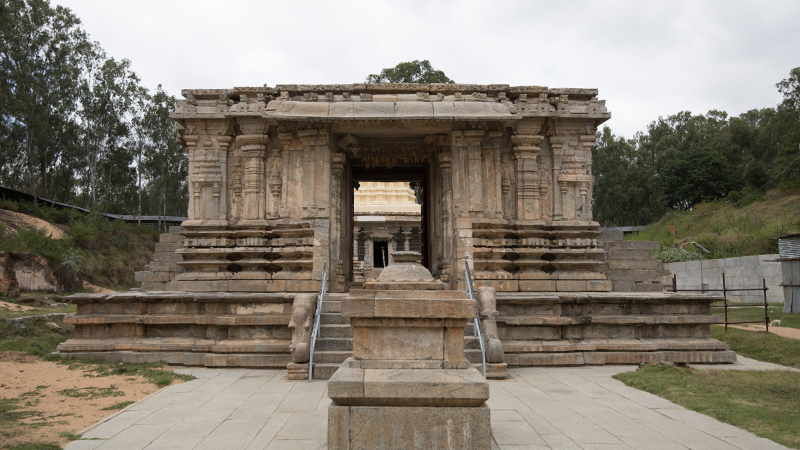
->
476;286;504;364
288;294;316;363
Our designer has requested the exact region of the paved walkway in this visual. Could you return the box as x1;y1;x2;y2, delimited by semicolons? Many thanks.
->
66;357;792;450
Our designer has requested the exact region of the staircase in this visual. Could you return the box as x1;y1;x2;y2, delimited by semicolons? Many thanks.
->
312;293;353;379
311;293;483;379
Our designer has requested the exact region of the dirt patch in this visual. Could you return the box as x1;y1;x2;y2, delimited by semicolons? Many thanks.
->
81;281;115;294
0;209;65;239
0;351;174;448
0;299;35;312
729;324;800;340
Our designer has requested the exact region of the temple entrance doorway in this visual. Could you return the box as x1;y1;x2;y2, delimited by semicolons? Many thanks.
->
347;162;429;289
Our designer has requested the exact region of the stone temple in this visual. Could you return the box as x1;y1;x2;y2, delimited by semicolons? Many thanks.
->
57;84;735;376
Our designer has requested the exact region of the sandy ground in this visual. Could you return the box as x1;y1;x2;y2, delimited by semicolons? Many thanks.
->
729;324;800;340
81;281;115;294
0;299;36;312
0;351;173;448
0;209;65;239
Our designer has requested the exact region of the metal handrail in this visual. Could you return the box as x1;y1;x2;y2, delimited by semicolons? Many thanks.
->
464;256;487;378
308;260;328;381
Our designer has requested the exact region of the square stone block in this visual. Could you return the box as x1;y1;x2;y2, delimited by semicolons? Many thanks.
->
328;404;490;450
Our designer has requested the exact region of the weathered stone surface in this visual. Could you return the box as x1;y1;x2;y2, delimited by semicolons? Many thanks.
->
329;404;491;450
0;251;60;295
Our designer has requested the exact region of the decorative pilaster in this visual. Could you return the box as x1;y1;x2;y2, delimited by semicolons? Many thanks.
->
185;119;234;221
489;131;504;219
464;130;485;216
297;129;318;218
277;131;294;218
510;120;544;220
268;146;282;218
237;134;269;221
550;137;565;220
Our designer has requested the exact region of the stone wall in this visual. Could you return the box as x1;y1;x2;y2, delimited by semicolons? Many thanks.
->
664;254;782;304
595;230;665;292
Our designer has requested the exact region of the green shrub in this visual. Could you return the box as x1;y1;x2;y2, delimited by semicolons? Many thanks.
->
653;246;701;263
0;199;19;212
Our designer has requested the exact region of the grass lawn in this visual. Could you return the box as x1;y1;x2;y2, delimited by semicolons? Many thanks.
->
711;325;800;369
614;365;800;449
711;305;800;330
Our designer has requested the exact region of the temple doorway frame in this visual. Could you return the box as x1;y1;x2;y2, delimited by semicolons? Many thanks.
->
346;161;430;289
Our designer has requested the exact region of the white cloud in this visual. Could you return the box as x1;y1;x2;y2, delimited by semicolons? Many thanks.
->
56;0;799;137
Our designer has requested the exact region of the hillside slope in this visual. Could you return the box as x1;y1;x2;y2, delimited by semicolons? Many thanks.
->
0;202;156;291
627;189;800;259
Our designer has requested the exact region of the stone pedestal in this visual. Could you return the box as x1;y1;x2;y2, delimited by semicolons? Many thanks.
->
327;251;490;450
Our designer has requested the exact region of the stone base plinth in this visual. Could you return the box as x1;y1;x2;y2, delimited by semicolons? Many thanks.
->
286;362;309;380
328;404;491;450
485;362;508;379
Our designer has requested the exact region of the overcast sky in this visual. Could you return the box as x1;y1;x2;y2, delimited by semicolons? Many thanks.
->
55;0;799;138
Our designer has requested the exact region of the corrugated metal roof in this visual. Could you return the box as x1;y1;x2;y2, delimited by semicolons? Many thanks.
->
778;235;800;259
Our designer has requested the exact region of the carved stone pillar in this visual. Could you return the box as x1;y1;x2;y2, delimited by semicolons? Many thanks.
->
330;152;345;284
489;131;504;219
401;226;412;252
439;152;454;280
268;147;282;218
277;131;294;218
464;130;485;216
362;229;373;271
297;129;318;218
353;227;360;262
550;137;565;220
510;120;544;220
237;136;269;221
579;135;596;220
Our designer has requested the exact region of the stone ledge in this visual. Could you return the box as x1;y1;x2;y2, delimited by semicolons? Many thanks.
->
65;314;290;326
57;337;291;354
55;350;292;368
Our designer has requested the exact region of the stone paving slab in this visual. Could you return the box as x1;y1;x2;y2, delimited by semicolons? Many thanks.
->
66;358;792;450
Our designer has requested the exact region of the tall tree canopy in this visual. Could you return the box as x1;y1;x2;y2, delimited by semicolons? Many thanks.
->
366;60;454;84
592;67;800;226
0;0;188;225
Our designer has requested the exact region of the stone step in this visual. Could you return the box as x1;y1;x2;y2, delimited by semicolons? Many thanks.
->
465;349;483;364
312;363;342;380
65;314;290;326
313;338;353;352
319;324;353;338
320;313;350;325
312;350;352;364
464;336;481;350
321;301;341;313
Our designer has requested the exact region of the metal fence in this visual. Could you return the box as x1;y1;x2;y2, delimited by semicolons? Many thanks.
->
670;273;770;332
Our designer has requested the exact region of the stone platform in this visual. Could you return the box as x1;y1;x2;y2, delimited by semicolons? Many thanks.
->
56;290;735;369
496;291;735;365
57;291;295;368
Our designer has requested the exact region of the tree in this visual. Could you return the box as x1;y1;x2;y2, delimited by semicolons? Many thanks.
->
592;127;665;226
0;0;92;203
659;145;740;210
366;60;455;84
77;55;142;207
139;86;186;230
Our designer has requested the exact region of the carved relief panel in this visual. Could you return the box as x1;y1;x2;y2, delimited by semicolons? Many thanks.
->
184;119;234;221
